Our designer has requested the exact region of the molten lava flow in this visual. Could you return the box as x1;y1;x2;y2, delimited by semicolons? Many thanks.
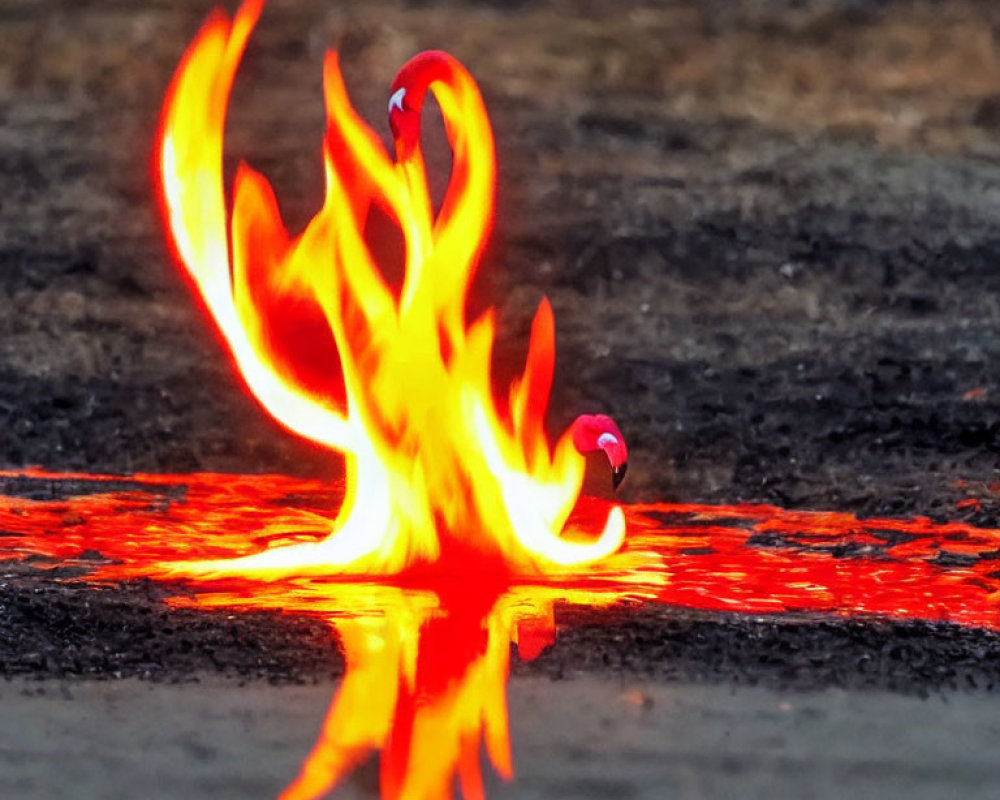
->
4;470;1000;630
6;471;1000;797
0;468;637;800
156;0;625;579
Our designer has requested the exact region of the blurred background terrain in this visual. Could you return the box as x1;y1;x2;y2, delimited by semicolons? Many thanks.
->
4;0;1000;520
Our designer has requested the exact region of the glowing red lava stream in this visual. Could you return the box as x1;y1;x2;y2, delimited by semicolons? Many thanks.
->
3;473;998;799
2;469;999;629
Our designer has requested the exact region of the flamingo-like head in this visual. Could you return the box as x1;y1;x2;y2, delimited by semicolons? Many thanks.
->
388;50;455;160
570;414;628;489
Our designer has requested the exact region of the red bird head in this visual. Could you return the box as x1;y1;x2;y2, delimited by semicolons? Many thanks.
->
388;50;457;160
570;414;628;489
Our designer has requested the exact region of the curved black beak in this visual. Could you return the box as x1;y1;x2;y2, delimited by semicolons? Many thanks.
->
612;462;628;490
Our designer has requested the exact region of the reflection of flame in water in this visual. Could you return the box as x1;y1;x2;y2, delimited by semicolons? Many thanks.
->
0;470;648;799
3;472;1000;797
148;5;637;791
3;471;999;630
281;585;513;800
214;583;600;800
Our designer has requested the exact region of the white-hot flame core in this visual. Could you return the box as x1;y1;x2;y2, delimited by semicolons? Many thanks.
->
157;2;626;579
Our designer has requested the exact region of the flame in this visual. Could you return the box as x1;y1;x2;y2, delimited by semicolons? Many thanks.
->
156;0;624;578
260;584;560;800
167;578;623;800
8;469;1000;631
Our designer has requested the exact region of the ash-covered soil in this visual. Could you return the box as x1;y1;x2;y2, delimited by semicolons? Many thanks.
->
4;0;1000;691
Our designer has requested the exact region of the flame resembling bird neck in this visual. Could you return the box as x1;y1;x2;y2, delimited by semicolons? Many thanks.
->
155;0;628;580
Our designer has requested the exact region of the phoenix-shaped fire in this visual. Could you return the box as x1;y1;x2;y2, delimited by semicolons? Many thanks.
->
157;0;629;579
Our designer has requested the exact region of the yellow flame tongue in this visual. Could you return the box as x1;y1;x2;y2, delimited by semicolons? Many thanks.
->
156;0;625;578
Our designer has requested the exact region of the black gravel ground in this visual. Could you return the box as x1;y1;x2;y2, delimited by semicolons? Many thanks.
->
4;0;1000;692
5;566;1000;695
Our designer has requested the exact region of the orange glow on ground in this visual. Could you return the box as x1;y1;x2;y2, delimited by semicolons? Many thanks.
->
3;470;1000;797
2;470;999;629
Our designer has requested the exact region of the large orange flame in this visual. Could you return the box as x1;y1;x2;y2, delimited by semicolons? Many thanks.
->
157;0;625;578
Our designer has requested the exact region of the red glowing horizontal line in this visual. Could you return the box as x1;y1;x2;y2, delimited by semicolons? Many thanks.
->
0;470;997;630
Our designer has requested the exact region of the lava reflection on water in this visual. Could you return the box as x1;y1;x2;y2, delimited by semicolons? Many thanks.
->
257;582;613;800
4;470;1000;797
2;470;1000;630
0;470;650;799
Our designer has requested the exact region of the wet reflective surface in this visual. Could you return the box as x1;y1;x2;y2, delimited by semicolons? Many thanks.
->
2;470;999;627
2;469;1000;798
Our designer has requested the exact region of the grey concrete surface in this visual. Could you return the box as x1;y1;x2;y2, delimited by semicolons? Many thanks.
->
2;675;998;800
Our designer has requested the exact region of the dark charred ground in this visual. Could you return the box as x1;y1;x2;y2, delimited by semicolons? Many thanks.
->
7;567;1000;695
4;0;1000;692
